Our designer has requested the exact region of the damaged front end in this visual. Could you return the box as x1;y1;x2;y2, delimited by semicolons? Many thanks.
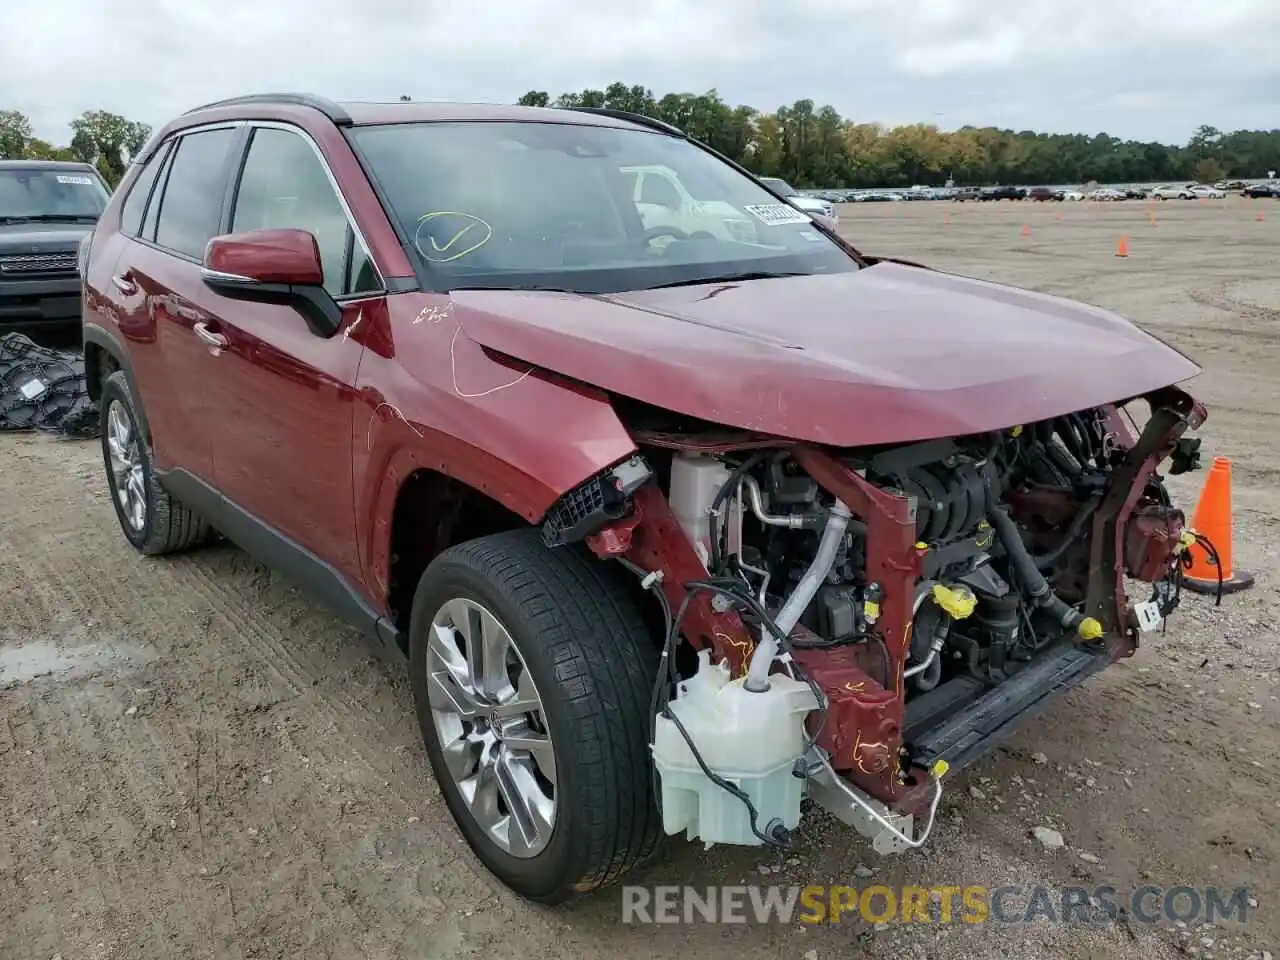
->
542;386;1210;855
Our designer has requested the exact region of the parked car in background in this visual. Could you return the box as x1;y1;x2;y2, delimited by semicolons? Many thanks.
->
1216;180;1248;192
1188;185;1226;199
622;164;758;244
1;160;112;333
1124;187;1149;200
979;185;1025;201
952;187;982;202
1061;190;1085;201
759;177;839;231
1242;181;1280;198
1149;184;1194;200
1027;187;1061;202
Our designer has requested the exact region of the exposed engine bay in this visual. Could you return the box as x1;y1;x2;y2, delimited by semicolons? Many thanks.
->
670;410;1192;700
550;387;1213;855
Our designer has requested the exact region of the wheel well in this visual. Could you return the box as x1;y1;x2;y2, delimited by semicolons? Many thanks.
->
387;469;529;634
386;468;669;654
85;343;120;404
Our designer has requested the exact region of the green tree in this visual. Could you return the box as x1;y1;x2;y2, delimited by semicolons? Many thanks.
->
517;90;550;107
0;109;33;159
1193;157;1225;184
517;81;1279;187
68;110;151;186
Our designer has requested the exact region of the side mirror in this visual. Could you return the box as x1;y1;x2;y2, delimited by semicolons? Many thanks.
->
201;229;342;338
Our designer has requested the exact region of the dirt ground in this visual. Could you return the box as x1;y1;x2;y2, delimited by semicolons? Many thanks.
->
2;195;1277;960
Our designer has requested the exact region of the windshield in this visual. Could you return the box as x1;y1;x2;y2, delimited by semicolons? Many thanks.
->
760;177;798;197
351;121;856;293
0;168;109;220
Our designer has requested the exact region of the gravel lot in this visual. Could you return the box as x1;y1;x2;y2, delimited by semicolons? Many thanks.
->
1;195;1277;960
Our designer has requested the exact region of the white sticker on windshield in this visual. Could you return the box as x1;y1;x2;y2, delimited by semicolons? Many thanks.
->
798;230;824;243
56;175;93;185
743;203;812;226
19;378;47;401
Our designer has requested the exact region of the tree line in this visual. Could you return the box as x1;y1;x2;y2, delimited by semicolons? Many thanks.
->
5;87;1278;191
517;84;1278;189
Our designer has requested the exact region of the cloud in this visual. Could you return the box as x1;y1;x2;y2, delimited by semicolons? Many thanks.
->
2;0;1277;146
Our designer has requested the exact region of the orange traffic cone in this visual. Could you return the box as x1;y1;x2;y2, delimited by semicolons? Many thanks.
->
1183;457;1255;595
943;211;951;225
1115;236;1129;257
1257;210;1265;222
1021;223;1031;237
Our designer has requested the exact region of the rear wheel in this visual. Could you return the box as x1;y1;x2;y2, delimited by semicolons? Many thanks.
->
99;370;213;555
408;529;661;903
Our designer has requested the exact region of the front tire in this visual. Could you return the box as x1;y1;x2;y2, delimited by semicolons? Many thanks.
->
99;370;213;555
408;529;661;903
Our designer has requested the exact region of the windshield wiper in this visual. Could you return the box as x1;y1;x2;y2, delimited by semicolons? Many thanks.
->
644;270;809;290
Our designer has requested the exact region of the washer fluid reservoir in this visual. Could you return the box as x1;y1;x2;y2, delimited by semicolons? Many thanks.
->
652;649;819;846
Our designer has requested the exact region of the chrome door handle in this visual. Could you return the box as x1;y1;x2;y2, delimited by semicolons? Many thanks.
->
193;322;228;349
111;274;137;295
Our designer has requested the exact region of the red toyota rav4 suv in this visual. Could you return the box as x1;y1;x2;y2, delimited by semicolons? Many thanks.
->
81;93;1209;904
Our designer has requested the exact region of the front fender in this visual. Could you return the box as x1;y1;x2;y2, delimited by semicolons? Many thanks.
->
351;294;638;604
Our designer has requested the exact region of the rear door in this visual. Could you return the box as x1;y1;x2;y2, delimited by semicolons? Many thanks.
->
103;125;243;481
196;123;383;583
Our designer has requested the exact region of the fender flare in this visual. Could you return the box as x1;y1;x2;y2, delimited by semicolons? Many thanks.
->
83;321;151;443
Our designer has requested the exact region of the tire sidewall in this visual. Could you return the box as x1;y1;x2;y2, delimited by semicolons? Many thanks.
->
99;373;157;551
407;555;591;900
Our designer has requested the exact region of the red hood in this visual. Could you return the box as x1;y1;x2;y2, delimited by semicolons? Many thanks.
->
449;262;1200;447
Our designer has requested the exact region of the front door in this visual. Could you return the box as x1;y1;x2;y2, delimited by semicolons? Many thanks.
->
193;124;384;585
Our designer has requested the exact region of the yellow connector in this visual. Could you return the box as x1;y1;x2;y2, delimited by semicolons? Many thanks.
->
931;759;950;779
932;583;977;619
1077;617;1104;641
1175;529;1198;554
1011;425;1023;437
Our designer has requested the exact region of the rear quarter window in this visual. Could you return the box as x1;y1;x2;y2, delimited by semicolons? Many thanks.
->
119;141;173;238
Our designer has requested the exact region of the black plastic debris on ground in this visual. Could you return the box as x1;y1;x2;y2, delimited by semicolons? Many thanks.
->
0;333;99;439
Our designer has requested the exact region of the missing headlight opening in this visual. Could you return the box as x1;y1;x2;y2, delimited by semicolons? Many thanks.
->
571;387;1216;855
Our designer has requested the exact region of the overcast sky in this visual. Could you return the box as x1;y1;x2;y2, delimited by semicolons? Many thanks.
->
5;0;1278;146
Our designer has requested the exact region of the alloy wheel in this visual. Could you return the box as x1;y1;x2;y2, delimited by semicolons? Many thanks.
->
106;400;146;532
426;597;557;857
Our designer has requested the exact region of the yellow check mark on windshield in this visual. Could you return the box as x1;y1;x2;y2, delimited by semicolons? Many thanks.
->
429;223;476;253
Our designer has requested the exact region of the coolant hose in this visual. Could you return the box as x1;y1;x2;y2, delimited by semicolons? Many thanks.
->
744;499;853;692
986;503;1102;639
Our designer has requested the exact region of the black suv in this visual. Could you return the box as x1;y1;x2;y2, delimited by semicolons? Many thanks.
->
979;185;1026;201
1;160;111;332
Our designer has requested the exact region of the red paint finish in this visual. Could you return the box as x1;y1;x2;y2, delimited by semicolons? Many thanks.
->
351;293;639;603
203;293;368;585
83;97;1212;824
452;267;1201;447
204;229;323;285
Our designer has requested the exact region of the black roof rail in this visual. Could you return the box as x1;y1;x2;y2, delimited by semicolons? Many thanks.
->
562;106;685;137
183;93;353;126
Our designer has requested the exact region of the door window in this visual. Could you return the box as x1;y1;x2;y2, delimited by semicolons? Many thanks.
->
231;127;376;297
153;127;238;258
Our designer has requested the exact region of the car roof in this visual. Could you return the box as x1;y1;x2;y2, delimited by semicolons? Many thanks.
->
138;93;686;164
176;93;677;133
